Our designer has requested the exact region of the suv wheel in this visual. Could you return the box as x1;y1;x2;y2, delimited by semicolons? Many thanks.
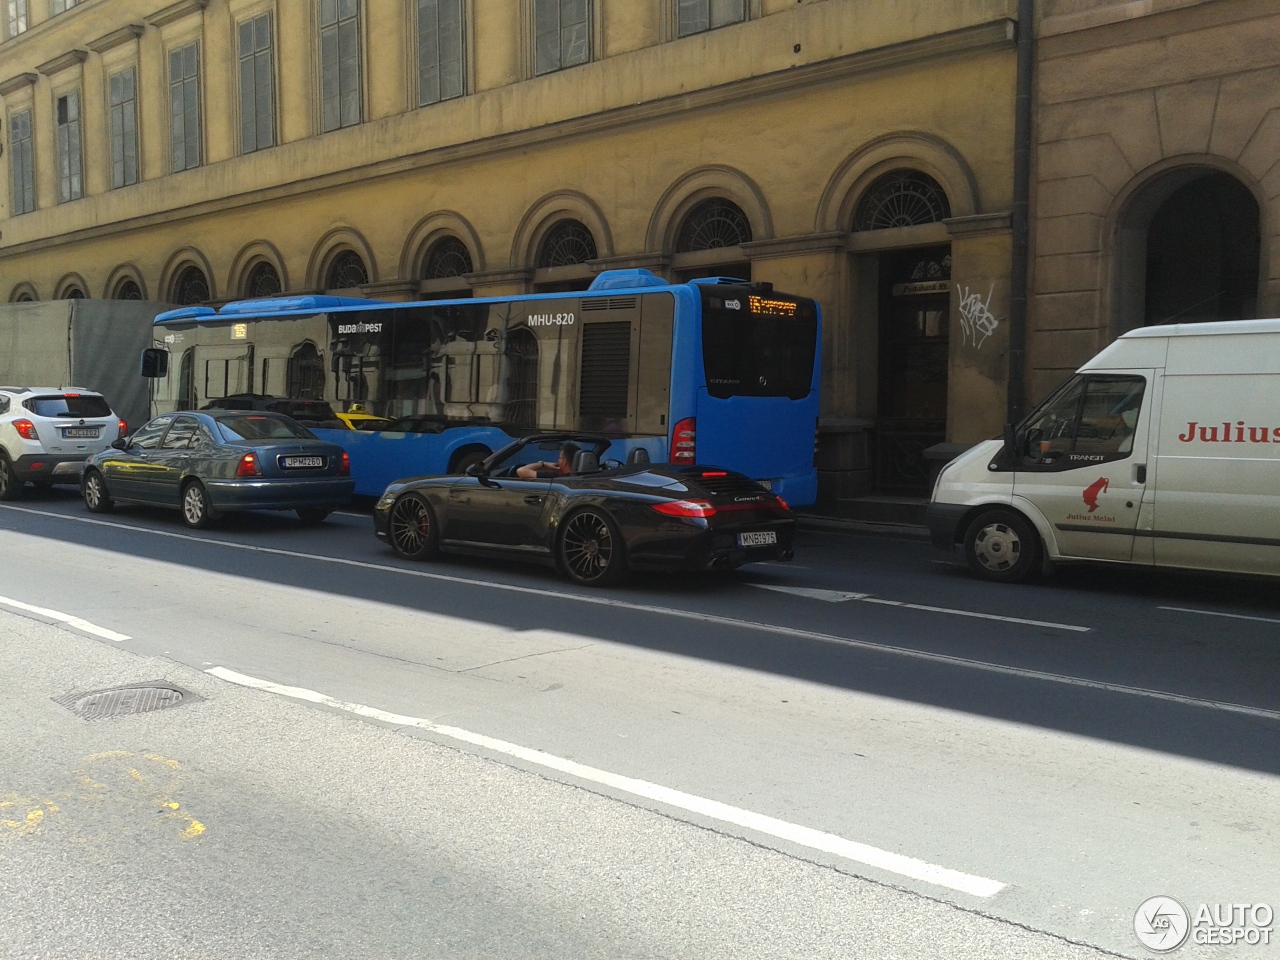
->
0;455;22;501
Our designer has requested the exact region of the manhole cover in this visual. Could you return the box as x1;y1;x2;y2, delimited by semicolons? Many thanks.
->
53;683;201;721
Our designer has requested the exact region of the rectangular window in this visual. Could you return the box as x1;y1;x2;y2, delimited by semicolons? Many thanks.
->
9;108;34;214
55;91;82;202
6;0;28;38
50;0;76;13
701;291;819;400
416;0;463;106
319;0;361;132
169;42;202;172
109;68;139;188
238;13;275;153
677;0;745;37
533;0;589;77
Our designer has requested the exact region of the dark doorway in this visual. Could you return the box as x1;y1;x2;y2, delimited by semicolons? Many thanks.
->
1144;173;1259;325
875;246;950;495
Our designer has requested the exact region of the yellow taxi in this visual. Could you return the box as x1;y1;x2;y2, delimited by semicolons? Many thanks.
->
334;404;393;432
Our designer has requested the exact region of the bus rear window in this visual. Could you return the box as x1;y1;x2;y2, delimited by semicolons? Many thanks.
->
701;293;817;400
28;394;112;418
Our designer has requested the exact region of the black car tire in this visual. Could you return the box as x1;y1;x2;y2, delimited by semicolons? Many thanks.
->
0;454;23;501
297;508;331;525
388;493;439;560
180;481;218;529
963;508;1042;583
82;470;114;513
558;508;627;587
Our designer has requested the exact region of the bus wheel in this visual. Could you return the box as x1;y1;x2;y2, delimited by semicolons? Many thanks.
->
558;508;627;587
388;493;438;559
450;448;490;475
963;508;1041;583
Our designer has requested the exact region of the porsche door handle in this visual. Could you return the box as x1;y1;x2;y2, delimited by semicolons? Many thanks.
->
523;495;543;505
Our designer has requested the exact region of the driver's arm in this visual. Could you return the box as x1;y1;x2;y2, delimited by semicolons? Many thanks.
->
516;461;550;479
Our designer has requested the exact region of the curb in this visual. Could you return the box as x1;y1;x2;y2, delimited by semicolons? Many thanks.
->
796;515;931;541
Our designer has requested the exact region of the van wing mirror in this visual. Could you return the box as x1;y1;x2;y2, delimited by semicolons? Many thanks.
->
140;348;169;379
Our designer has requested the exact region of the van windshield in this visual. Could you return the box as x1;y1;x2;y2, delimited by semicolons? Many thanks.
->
1021;375;1145;465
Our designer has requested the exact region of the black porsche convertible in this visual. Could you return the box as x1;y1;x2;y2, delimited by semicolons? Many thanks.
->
372;432;796;585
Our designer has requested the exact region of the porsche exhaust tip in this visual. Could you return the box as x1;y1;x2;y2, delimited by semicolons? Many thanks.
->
778;549;794;562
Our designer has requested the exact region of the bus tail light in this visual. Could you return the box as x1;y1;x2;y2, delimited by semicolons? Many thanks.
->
651;499;717;518
236;453;261;477
670;417;696;464
13;419;38;441
338;451;350;475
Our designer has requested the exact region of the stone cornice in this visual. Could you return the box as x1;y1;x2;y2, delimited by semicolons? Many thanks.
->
362;279;421;299
88;24;147;55
36;49;89;77
419;277;473;294
742;232;847;259
588;254;670;273
146;0;209;29
944;212;1011;237
0;72;39;96
466;268;533;286
0;18;1015;259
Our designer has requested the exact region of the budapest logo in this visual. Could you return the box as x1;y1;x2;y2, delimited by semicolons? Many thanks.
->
1082;477;1109;513
1134;896;1191;952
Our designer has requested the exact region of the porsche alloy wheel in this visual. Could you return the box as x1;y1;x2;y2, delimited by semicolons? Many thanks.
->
389;493;438;559
82;470;114;513
559;509;626;586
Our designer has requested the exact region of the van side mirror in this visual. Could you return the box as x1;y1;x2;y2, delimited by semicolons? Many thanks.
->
140;348;169;379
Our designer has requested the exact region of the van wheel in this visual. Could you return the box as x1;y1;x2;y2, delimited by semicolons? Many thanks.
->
0;454;23;501
963;508;1042;583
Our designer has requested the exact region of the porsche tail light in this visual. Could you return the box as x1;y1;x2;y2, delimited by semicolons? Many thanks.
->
670;417;696;464
117;420;128;440
339;451;350;476
13;419;38;441
651;499;717;518
774;495;791;511
236;453;261;477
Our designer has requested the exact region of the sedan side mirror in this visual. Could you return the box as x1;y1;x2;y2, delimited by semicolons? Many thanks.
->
111;438;128;450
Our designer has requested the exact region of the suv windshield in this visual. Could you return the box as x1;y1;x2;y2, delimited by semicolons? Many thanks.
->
29;395;112;418
216;415;317;441
701;290;817;400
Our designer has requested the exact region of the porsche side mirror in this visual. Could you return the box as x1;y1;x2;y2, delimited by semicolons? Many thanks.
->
464;461;487;477
111;438;128;450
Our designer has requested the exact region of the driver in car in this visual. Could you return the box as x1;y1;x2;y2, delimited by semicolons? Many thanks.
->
517;442;579;479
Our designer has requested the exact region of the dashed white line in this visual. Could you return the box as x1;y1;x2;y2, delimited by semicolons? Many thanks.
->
5;503;1277;720
1160;606;1280;625
206;665;1006;899
0;594;130;641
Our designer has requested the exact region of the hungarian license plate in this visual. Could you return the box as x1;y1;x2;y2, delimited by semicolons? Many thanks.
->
738;530;777;547
281;456;325;469
62;427;98;439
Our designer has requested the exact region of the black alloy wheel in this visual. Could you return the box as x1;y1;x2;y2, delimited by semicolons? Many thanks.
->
558;508;626;586
963;508;1042;583
181;481;216;529
388;493;438;559
0;455;22;501
82;470;114;513
297;508;331;525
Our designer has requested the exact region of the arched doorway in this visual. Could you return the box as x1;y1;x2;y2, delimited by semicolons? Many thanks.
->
1113;169;1261;333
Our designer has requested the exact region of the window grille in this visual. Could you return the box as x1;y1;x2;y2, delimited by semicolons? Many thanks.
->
854;170;951;231
537;220;596;267
327;250;368;288
423;236;473;279
675;198;751;251
173;266;210;305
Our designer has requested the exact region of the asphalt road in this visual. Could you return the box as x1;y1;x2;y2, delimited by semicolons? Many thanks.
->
2;488;1278;958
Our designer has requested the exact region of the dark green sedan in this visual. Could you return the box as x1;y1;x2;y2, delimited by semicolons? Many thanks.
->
81;411;355;528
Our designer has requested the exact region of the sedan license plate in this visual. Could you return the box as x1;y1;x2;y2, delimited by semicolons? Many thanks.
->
281;455;325;469
738;530;777;547
62;427;99;439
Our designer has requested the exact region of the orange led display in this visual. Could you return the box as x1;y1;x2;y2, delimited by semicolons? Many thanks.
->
748;295;798;317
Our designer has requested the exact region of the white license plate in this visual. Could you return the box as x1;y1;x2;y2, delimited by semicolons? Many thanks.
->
62;427;99;439
738;530;777;547
282;456;325;469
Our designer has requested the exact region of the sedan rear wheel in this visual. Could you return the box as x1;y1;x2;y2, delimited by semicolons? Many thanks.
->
0;455;22;501
82;470;114;513
388;493;438;559
559;508;626;586
181;481;217;529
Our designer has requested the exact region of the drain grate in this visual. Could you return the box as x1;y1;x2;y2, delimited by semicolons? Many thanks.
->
53;682;201;721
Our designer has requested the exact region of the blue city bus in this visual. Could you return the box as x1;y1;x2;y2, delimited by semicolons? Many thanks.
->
147;269;821;503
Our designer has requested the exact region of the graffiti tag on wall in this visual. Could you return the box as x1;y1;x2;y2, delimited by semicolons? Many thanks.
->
956;283;999;350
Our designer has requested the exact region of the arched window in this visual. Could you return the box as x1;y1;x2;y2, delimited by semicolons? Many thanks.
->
173;266;210;305
287;341;325;399
245;262;282;298
423;236;473;279
115;279;143;300
854;170;951;230
326;251;368;289
675;198;752;252
15;293;35;302
537;220;597;268
63;287;86;300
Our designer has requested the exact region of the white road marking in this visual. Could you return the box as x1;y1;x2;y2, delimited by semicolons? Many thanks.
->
750;584;870;602
1160;605;1280;626
5;503;1277;720
0;594;130;641
206;666;1006;898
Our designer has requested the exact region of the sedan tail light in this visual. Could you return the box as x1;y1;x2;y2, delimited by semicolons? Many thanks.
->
651;499;717;518
339;451;350;476
235;453;262;477
12;419;38;441
670;417;696;464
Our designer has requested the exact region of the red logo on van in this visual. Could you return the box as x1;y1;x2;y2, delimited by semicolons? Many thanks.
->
1083;477;1109;513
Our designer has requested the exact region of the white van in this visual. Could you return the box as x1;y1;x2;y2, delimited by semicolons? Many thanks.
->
929;318;1280;582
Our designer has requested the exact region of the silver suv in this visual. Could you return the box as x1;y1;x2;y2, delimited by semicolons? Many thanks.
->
0;387;124;500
